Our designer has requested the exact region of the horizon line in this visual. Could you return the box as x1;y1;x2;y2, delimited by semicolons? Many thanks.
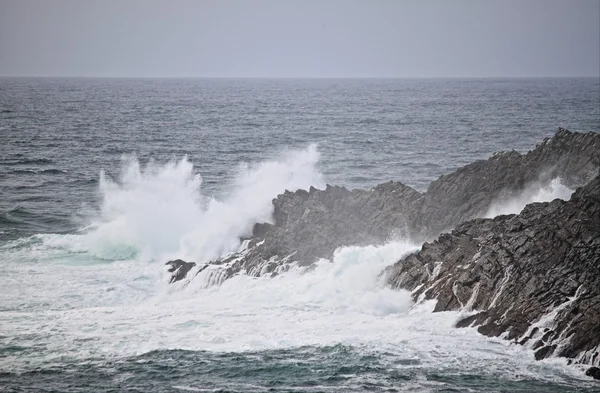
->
1;75;599;79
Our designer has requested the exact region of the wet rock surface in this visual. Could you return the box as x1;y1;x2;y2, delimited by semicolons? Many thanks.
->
166;259;197;284
386;175;600;367
587;366;600;380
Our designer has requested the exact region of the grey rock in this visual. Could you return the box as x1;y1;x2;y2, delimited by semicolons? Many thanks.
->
385;175;600;367
409;127;599;239
166;259;196;283
175;128;599;282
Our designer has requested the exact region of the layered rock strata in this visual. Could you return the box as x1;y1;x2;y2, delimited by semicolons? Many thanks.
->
386;175;600;367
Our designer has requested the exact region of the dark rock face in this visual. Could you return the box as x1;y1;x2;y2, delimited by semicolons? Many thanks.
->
587;366;600;380
176;129;599;285
223;181;421;279
410;127;600;239
385;175;600;367
166;259;196;283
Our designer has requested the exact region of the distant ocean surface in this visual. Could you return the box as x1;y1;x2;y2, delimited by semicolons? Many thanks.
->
1;78;599;392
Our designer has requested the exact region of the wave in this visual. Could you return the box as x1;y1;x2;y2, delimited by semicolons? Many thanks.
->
2;234;588;390
0;206;74;238
8;168;67;175
40;169;67;175
47;145;323;262
1;157;594;389
1;158;54;166
0;205;38;224
0;239;418;364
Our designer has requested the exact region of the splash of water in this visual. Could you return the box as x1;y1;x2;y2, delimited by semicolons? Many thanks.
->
485;178;573;218
179;145;323;263
61;145;323;262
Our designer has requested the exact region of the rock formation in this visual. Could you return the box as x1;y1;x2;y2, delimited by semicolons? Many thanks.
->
410;127;599;239
164;128;600;373
165;259;196;283
385;174;600;367
168;128;599;286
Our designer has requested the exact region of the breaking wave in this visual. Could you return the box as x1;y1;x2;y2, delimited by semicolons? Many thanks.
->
51;145;323;262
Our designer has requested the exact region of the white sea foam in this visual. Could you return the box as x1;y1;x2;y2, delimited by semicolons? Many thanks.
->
484;178;573;218
0;235;588;385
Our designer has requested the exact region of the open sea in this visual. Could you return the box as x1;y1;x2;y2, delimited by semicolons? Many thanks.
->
1;77;599;392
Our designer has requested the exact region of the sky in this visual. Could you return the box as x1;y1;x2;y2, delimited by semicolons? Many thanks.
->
0;0;599;78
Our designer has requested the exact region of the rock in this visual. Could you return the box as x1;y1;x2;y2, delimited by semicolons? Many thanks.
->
174;128;598;283
586;366;600;380
385;174;600;367
165;259;196;283
164;128;600;371
409;127;599;239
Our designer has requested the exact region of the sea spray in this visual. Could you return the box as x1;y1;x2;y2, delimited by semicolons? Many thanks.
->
63;145;323;263
485;178;573;218
179;144;323;263
184;239;419;316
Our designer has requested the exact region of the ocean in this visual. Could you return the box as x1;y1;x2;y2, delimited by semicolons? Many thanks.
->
1;77;599;392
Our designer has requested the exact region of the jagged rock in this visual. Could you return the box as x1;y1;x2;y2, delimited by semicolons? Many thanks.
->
385;175;600;367
172;129;599;283
409;127;600;238
166;259;196;283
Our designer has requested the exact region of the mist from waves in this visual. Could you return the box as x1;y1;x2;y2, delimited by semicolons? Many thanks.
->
484;178;573;218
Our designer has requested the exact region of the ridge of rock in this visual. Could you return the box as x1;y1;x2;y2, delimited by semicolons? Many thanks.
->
385;174;600;367
170;128;598;285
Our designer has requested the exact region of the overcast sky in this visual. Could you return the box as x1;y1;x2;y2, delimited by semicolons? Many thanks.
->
0;0;598;77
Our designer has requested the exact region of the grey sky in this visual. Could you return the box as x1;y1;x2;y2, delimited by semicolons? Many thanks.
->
0;0;598;77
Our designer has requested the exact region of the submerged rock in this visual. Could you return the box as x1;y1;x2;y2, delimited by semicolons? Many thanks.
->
385;174;600;367
587;366;600;380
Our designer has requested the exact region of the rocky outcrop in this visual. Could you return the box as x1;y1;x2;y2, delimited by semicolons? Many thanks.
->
410;127;599;238
172;128;599;285
385;175;600;367
166;259;197;283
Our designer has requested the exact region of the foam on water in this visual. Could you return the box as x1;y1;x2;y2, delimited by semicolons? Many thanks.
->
0;235;590;386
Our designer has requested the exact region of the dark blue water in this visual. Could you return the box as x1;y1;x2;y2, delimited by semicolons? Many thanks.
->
1;78;599;392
